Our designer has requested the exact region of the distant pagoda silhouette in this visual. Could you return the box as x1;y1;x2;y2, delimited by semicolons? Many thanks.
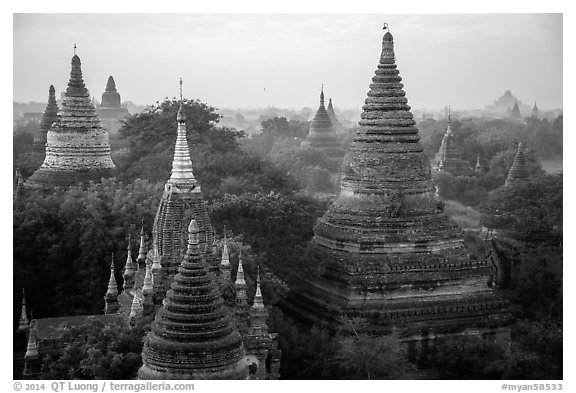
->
138;220;247;380
302;87;344;162
436;107;472;175
284;27;510;338
96;76;129;135
33;85;59;155
505;142;529;187
26;50;115;188
327;98;344;133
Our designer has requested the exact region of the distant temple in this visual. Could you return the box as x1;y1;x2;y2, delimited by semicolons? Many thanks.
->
326;98;344;134
301;87;345;164
531;102;540;118
284;28;510;342
96;76;130;135
510;100;522;119
436;107;473;175
505;142;529;187
26;52;115;189
33;85;59;155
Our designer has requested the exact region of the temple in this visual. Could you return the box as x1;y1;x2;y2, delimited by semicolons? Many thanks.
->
510;101;522;119
26;52;115;189
531;102;539;118
146;92;215;303
436;107;473;175
505;142;529;187
283;28;510;341
96;76;130;135
138;220;248;380
301;87;344;163
327;98;344;134
33;85;59;155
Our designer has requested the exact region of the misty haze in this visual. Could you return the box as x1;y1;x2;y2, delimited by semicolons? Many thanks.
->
13;13;562;383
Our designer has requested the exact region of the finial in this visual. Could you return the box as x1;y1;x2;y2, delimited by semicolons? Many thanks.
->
448;105;451;122
140;218;145;235
320;85;325;106
383;22;389;30
179;77;183;101
189;219;199;234
127;233;131;250
74;44;77;55
111;253;114;269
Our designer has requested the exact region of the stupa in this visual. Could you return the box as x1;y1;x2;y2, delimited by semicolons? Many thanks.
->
33;85;59;154
531;102;539;118
510;101;522;119
505;142;529;187
301;87;344;162
96;76;130;135
327;98;344;134
284;27;509;339
147;80;215;302
138;220;247;380
436;107;472;175
26;50;115;188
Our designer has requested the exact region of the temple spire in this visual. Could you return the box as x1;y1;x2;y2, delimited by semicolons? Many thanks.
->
23;319;40;379
123;234;136;290
505;142;529;186
252;268;264;310
137;220;147;265
475;155;483;173
167;79;198;192
18;288;30;333
320;84;325;107
235;249;248;307
104;254;119;314
220;229;231;283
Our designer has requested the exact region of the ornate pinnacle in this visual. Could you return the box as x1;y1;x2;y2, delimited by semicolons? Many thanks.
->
252;267;264;310
106;254;118;296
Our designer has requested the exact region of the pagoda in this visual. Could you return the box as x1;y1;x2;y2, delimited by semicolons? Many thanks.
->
26;51;115;189
510;101;522;119
327;98;344;134
531;102;540;118
301;87;344;162
96;76;130;135
505;142;529;187
138;220;248;380
33;85;59;155
147;80;215;304
436;107;472;175
284;27;510;339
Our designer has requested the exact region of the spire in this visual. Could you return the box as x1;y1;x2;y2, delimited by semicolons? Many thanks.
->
123;234;137;289
101;76;121;108
252;268;264;310
24;319;39;359
34;85;59;153
235;249;248;307
104;254;119;314
320;84;325;107
475;155;483;173
18;288;30;333
167;79;198;192
138;218;247;379
531;102;539;118
505;142;529;186
142;263;154;296
105;76;117;92
511;100;521;119
129;293;143;321
137;219;147;264
220;230;231;283
301;86;342;160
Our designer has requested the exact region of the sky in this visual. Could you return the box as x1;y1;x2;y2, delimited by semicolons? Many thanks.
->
13;13;563;111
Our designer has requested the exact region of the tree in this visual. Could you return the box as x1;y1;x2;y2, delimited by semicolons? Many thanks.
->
40;317;146;379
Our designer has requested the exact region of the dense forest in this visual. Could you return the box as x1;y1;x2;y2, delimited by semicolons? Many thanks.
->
13;99;562;379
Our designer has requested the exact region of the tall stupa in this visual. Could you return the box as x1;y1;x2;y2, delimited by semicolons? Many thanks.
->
147;80;215;303
138;220;247;380
284;27;509;338
301;87;344;162
33;85;59;155
26;50;115;188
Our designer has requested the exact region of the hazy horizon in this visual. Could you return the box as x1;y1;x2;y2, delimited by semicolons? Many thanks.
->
13;14;563;111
